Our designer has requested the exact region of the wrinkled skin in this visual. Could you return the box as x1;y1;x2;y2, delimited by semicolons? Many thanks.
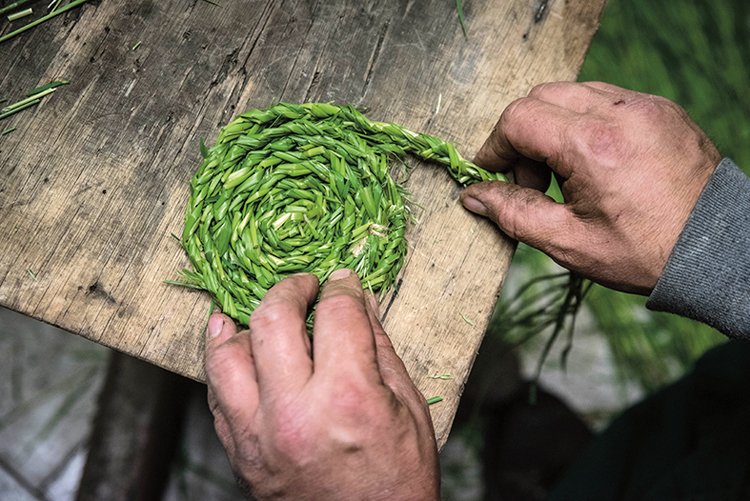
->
462;81;720;294
205;269;440;500
204;82;722;500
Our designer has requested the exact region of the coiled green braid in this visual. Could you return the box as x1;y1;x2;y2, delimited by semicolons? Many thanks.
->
172;102;506;325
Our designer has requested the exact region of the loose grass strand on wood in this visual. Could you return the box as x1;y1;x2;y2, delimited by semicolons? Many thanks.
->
0;0;93;44
0;0;32;15
7;7;32;21
0;80;68;121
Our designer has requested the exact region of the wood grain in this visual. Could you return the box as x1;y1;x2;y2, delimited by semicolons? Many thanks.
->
0;0;605;445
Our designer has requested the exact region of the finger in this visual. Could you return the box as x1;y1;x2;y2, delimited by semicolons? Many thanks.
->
207;384;221;416
474;98;577;177
207;389;237;456
249;274;319;398
205;313;259;427
514;157;551;191
363;293;421;397
460;181;577;254
363;292;436;429
528;81;610;113
313;269;380;382
363;292;411;388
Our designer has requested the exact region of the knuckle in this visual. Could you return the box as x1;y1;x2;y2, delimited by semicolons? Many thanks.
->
631;94;680;119
250;301;298;332
316;293;364;318
528;82;550;98
587;80;608;88
337;379;369;405
663;99;690;121
267;405;344;463
651;94;678;108
528;81;560;99
269;417;311;457
575;119;623;158
327;378;378;419
501;97;528;126
205;341;240;378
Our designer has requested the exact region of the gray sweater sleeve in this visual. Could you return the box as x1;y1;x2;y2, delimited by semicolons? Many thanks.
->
646;158;750;338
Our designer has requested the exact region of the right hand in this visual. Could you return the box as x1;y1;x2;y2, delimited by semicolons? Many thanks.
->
460;81;722;294
204;270;440;500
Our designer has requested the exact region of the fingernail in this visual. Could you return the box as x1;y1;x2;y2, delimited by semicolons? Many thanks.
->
207;314;224;339
329;268;352;281
461;195;488;216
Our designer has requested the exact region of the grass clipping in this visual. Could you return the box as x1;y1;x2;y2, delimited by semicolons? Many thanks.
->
171;103;506;325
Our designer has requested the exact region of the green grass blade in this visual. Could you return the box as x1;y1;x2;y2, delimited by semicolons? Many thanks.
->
455;0;467;39
0;99;40;120
0;0;93;44
0;0;32;15
26;79;69;97
2;87;56;114
7;7;32;21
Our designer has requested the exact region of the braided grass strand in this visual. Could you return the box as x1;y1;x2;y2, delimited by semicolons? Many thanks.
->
172;102;507;325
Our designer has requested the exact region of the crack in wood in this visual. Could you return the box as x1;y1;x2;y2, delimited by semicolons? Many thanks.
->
279;47;306;100
0;199;31;211
402;0;416;19
278;3;321;101
303;69;321;102
88;26;111;64
236;0;280;89
534;0;551;23
213;0;281;124
381;277;403;322
524;0;552;39
361;19;391;100
210;48;240;87
85;282;117;305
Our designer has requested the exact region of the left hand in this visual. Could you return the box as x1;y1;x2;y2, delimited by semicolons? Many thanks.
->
205;269;440;500
461;81;721;294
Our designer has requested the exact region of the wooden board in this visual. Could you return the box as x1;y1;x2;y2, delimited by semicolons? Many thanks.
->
0;0;605;445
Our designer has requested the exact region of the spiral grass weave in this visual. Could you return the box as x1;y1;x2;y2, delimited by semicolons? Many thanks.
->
172;102;506;325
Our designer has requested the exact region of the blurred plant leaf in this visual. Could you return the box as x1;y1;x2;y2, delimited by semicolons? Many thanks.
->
491;0;743;394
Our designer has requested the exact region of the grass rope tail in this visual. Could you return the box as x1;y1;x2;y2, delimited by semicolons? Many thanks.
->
172;103;506;325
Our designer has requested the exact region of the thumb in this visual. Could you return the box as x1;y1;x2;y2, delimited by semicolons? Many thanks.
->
205;312;260;426
460;181;575;253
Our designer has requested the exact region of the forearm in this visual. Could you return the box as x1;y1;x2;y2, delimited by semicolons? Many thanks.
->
647;158;750;338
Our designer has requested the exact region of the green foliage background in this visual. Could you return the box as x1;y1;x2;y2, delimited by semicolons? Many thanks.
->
494;0;749;392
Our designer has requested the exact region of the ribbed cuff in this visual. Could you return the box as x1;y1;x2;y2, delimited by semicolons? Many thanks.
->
647;158;750;338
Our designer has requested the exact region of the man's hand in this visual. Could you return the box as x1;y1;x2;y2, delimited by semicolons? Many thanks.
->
461;81;721;294
205;269;440;500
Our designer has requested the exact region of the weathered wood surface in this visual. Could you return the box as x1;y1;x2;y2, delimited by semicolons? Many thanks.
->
0;0;604;445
